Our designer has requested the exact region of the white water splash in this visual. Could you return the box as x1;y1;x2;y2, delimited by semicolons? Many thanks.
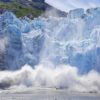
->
0;64;100;93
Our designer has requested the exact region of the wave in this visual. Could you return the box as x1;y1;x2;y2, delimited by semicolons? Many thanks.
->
0;64;100;93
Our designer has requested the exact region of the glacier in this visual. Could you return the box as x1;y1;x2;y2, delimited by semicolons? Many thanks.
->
0;8;100;92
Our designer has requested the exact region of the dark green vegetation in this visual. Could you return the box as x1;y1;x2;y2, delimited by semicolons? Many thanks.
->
0;0;48;18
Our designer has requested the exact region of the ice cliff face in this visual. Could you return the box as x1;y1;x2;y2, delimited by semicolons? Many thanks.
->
0;12;23;70
0;8;100;73
0;12;45;70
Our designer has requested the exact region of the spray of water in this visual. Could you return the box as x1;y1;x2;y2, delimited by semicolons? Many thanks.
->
0;64;100;93
0;37;8;53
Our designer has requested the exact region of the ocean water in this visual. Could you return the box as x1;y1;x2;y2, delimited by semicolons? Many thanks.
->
0;88;100;100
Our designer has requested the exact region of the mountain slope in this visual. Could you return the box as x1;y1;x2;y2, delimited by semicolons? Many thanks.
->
0;0;67;18
0;0;47;18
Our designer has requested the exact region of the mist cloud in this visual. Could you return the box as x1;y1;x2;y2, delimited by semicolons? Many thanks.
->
0;64;100;93
0;37;8;53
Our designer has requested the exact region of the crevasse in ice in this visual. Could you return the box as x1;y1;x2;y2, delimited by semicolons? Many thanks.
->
0;8;100;73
